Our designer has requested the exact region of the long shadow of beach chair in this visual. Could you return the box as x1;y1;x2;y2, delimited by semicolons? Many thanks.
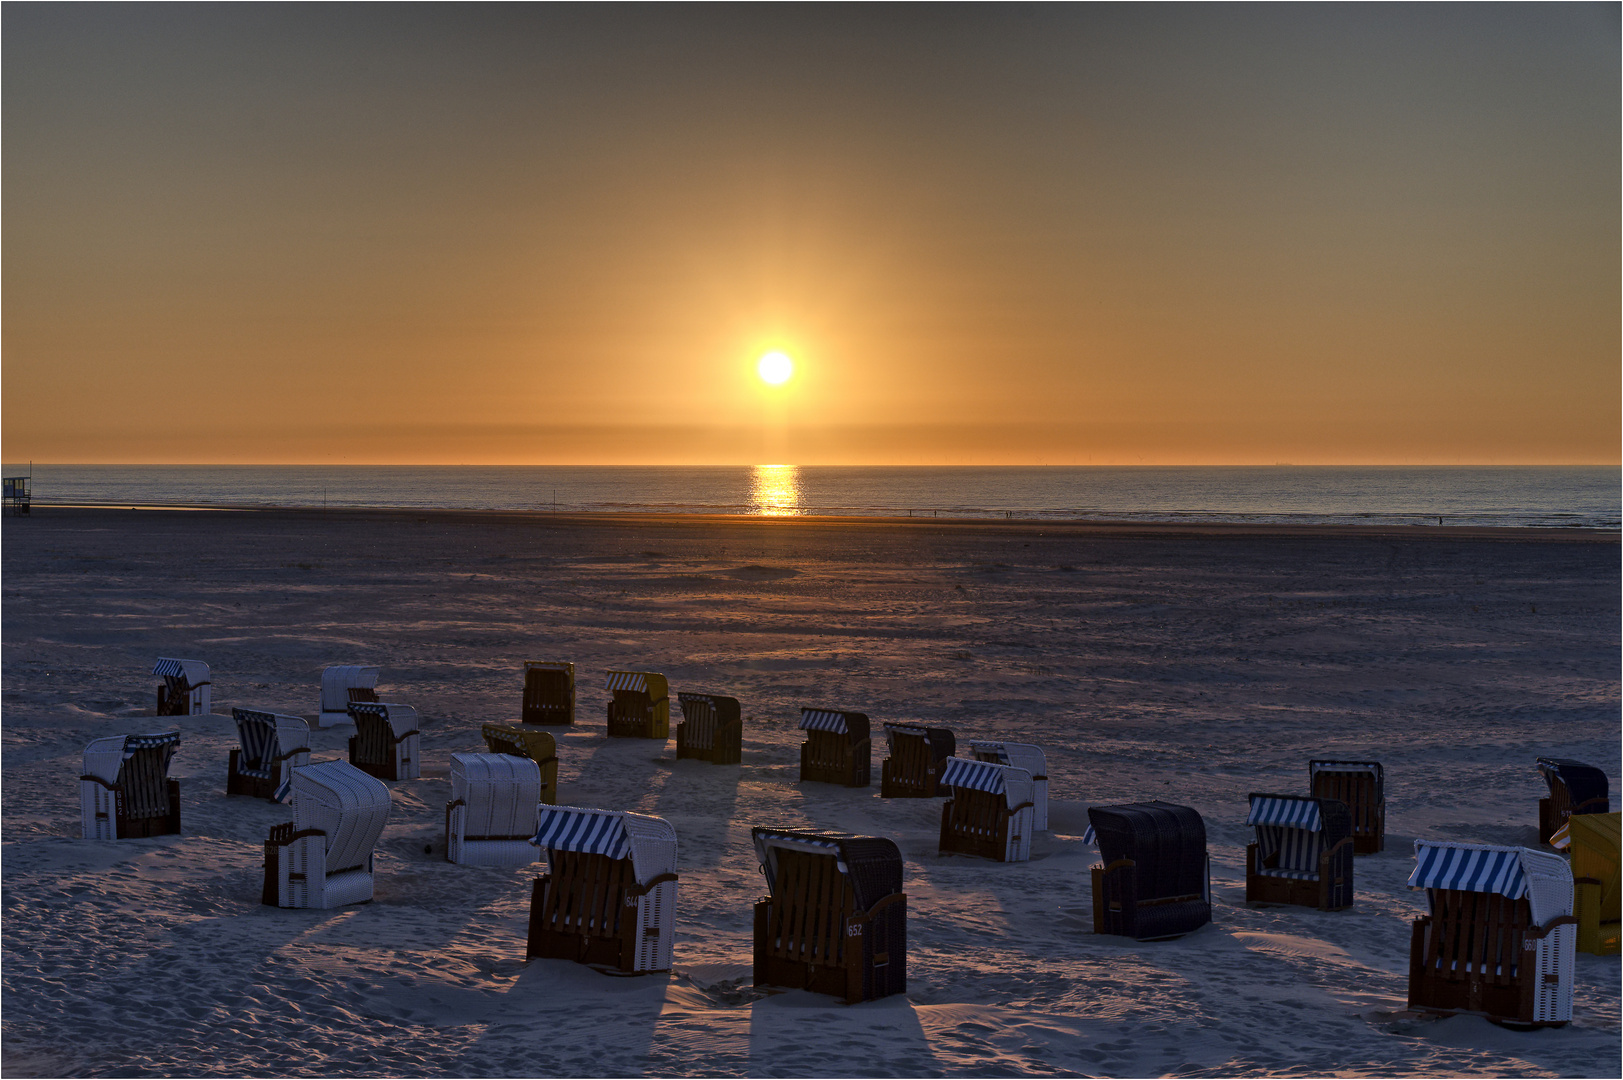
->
1406;840;1576;1027
262;760;391;909
938;758;1035;862
1088;802;1211;940
970;740;1049;830
752;828;907;1004
346;702;421;781
1554;812;1620;955
1536;758;1610;845
81;730;182;840
798;708;870;787
446;753;541;866
481;722;559;804
523;661;576;725
152;658;210;716
227;708;310;801
676;692;742;765
1244;793;1354;910
1309;760;1384;854
880;723;954;798
527;805;679;974
605;670;670;740
320;665;380;728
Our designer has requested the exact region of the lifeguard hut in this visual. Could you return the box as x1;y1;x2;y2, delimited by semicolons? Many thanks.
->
2;474;30;516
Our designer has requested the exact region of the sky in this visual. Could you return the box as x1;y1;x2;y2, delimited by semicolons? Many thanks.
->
3;4;1618;466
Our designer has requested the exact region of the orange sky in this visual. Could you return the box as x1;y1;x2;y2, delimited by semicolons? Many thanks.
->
3;7;1618;465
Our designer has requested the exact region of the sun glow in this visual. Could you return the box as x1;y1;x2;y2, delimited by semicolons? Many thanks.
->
750;463;802;515
757;351;794;385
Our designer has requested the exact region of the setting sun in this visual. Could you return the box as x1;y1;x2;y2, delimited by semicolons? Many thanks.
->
756;351;794;386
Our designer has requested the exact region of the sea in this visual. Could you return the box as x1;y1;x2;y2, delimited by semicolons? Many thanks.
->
6;464;1618;529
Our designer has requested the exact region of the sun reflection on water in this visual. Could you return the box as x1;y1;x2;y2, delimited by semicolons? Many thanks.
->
750;464;803;516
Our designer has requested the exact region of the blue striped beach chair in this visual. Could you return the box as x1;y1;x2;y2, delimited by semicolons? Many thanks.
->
80;731;182;840
152;658;210;716
970;740;1049;831
523;661;576;725
227;708;310;801
676;692;743;765
1088;802;1210;940
346;701;421;781
880;722;955;798
263;760;391;909
752;828;907;1003
527;805;679;974
938;757;1035;862
1244;793;1354;910
446;753;541;866
319;664;379;728
798;707;871;787
1407;841;1576;1027
605;670;670;739
1536;758;1610;845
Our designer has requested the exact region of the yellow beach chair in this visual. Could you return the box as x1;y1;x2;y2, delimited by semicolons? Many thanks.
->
1556;811;1620;955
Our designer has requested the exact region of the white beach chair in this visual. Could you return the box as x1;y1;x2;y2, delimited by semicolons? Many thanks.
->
970;740;1049;831
152;658;210;716
346;701;421;781
527;805;678;974
938;757;1036;862
446;752;541;866
227;708;311;801
80;730;182;840
319;664;381;728
263;760;392;909
1407;841;1576;1026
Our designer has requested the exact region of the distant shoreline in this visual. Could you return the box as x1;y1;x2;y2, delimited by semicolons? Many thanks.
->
19;503;1619;542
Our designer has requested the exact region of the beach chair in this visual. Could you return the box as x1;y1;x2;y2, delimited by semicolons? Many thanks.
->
1244;793;1354;910
1088;802;1211;940
752;828;907;1004
481;722;559;804
675;692;743;765
80;731;182;840
604;670;670;740
1406;841;1576;1027
226;708;310;801
1309;760;1384;854
798;708;871;787
937;757;1035;862
446;753;541;866
970;740;1049;831
1553;812;1621;955
880;723;955;798
527;805;678;974
346;702;421;781
319;665;380;728
152;658;210;716
522;661;576;725
262;760;391;909
1536;758;1610;845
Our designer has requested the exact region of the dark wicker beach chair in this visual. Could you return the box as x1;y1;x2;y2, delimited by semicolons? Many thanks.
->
80;731;182;840
676;692;743;765
1406;841;1576;1027
938;758;1036;862
752;828;907;1004
604;670;670;740
346;702;421;781
481;722;559;804
227;708;310;801
1536;758;1610;845
527;806;679;974
1559;812;1621;955
1088;802;1211;940
880;723;955;798
1244;793;1354;910
152;658;210;716
1309;760;1385;854
522;661;576;725
798;708;871;787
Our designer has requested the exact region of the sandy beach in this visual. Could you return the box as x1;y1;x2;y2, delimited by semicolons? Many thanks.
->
2;507;1617;1077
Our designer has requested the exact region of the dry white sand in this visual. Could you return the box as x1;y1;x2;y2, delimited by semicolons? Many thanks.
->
2;508;1618;1077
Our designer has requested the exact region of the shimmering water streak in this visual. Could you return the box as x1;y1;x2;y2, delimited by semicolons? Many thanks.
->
8;465;1617;529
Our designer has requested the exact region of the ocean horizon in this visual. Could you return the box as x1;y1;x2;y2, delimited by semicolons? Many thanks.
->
6;464;1617;530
